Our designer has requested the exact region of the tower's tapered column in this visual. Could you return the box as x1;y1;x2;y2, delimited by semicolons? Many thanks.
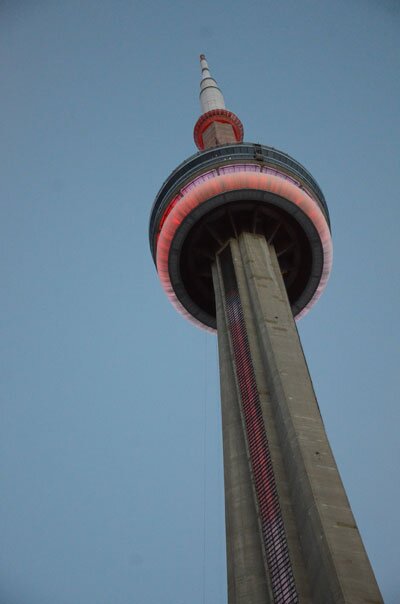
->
213;232;383;604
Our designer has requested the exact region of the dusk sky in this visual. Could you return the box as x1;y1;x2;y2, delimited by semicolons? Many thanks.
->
1;1;399;603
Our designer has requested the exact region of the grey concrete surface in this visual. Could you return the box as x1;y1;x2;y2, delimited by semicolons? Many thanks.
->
213;233;383;604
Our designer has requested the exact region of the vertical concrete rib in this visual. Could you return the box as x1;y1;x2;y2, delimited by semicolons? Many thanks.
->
213;233;383;604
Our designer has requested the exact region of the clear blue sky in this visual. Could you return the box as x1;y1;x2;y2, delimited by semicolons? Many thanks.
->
1;1;399;603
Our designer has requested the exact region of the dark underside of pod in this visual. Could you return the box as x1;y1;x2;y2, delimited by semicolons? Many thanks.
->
179;200;313;320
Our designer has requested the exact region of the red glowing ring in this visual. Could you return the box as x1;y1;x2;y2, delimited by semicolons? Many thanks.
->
193;109;244;150
156;165;333;332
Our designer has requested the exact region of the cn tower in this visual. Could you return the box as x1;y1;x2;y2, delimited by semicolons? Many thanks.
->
149;56;382;604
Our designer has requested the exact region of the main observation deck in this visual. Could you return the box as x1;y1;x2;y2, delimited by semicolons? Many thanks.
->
150;143;331;331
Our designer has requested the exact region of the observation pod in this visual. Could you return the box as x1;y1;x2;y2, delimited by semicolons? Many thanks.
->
150;129;332;330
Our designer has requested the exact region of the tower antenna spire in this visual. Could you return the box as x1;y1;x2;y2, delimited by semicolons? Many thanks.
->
193;53;244;150
199;53;226;113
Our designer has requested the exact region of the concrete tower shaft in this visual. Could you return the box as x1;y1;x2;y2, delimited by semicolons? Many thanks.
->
213;233;383;603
